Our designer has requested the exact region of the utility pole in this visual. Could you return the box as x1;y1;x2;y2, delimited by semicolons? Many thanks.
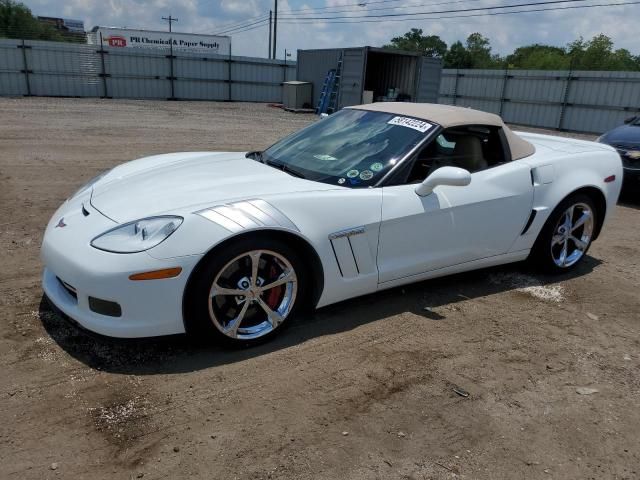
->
268;10;272;59
272;0;278;60
162;15;178;32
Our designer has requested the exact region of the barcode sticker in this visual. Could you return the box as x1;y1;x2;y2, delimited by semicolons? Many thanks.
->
387;116;433;133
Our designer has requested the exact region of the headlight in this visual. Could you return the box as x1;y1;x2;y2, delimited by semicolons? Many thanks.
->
72;169;111;198
90;216;183;253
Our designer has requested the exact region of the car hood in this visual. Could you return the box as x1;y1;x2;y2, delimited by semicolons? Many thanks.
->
90;151;332;222
601;124;640;147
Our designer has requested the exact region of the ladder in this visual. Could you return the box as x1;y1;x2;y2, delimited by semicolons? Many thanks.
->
326;52;343;114
316;52;343;115
316;69;336;115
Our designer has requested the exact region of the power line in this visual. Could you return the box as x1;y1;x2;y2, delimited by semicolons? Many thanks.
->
277;0;592;20
222;19;270;36
210;13;270;35
214;17;270;35
283;0;484;16
286;0;408;13
208;0;486;37
278;0;640;24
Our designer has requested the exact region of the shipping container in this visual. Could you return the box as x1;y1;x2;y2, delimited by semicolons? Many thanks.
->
296;46;443;110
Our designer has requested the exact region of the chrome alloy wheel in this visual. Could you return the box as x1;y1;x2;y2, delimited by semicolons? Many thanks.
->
208;249;297;340
550;202;594;268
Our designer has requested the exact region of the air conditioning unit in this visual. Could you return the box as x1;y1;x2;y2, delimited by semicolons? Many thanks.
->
282;81;313;110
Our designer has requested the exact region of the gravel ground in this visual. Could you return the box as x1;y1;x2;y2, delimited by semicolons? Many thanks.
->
1;97;639;480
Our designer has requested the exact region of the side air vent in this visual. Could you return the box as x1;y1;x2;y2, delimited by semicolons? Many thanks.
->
328;227;375;278
56;277;78;301
521;209;537;235
196;199;298;233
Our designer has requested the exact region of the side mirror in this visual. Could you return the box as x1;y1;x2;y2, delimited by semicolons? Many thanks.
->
415;166;471;197
624;116;637;124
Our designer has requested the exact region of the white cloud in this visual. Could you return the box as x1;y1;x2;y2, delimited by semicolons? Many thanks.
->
220;0;261;16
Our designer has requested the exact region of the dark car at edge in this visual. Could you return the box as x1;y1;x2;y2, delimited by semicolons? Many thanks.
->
598;115;640;190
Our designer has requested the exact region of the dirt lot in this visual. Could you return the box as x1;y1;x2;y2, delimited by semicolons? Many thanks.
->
1;98;639;480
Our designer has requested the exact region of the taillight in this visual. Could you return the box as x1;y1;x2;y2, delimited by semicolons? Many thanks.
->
604;175;616;183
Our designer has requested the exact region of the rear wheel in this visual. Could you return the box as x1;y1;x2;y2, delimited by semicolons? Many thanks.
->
184;237;307;346
529;193;596;273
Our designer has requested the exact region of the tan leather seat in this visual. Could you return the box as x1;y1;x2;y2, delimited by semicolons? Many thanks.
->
451;135;488;172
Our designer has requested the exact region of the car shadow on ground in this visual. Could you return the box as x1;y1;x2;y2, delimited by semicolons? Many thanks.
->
619;188;640;209
38;255;602;376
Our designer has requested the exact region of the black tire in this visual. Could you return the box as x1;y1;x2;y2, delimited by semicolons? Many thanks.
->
183;236;309;347
528;193;597;273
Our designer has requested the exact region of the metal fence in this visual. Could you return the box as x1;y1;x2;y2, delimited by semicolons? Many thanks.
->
439;69;640;134
0;38;296;102
2;38;639;134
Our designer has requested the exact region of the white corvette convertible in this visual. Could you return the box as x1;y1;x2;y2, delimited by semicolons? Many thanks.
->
42;103;622;345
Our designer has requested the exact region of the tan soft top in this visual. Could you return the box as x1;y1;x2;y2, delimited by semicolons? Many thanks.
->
349;102;535;160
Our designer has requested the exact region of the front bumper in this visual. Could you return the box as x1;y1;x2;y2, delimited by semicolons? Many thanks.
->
41;196;202;338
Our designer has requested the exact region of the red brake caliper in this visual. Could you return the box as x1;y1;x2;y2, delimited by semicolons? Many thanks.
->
266;263;283;309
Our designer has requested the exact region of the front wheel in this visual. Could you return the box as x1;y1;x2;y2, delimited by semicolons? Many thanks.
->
529;193;597;273
184;237;307;346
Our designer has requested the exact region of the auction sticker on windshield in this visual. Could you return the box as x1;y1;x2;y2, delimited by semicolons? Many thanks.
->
387;116;433;133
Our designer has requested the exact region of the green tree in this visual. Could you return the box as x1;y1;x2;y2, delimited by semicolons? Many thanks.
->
568;34;640;70
506;44;569;70
443;40;472;68
0;0;63;40
465;32;501;68
385;30;640;71
383;28;447;57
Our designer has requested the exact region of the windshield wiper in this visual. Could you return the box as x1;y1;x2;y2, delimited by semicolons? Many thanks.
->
246;151;265;163
264;159;307;179
247;151;307;179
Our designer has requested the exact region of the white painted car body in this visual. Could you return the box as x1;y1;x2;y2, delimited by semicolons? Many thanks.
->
41;122;622;338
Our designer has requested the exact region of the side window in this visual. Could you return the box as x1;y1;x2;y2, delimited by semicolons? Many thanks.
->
405;125;508;183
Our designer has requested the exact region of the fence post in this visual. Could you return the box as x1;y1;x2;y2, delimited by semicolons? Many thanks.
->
166;40;177;100
283;59;287;84
499;65;509;116
558;59;574;130
452;69;459;105
97;33;110;98
18;39;32;96
227;45;232;101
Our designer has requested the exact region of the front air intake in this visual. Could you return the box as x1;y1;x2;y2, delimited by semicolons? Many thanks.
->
88;297;122;317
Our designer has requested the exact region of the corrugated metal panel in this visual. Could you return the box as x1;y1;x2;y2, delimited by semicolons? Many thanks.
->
568;70;640;107
438;68;640;133
416;57;442;103
23;40;101;97
457;71;503;99
338;47;366;108
438;71;457;97
296;48;342;107
0;39;27;95
0;38;295;102
503;102;561;129
107;77;171;99
105;49;170;77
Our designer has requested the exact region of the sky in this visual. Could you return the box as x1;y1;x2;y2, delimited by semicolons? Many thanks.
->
20;0;640;59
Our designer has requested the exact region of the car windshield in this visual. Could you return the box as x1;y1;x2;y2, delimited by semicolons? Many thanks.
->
261;109;433;187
